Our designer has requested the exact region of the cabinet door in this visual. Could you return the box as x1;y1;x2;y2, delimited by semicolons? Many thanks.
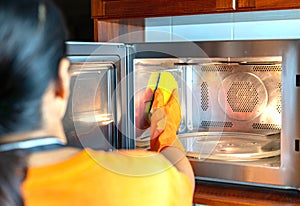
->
237;0;300;11
92;0;235;19
93;19;145;42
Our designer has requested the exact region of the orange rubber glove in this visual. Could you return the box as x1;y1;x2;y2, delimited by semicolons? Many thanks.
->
149;88;185;152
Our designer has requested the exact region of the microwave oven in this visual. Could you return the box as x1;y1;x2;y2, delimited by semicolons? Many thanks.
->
65;40;300;190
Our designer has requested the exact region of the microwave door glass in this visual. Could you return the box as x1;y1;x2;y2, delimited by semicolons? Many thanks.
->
63;62;116;151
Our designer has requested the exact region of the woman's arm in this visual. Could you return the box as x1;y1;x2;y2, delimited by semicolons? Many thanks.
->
149;89;195;190
160;147;195;191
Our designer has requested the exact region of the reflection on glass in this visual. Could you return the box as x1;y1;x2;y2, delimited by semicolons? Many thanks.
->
73;112;114;126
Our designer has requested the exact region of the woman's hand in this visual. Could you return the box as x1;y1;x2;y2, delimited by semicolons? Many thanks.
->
134;88;153;136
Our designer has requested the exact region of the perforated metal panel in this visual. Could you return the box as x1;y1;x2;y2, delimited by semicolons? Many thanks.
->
190;59;281;134
227;81;259;113
201;64;233;72
201;121;233;128
252;65;282;72
200;82;209;111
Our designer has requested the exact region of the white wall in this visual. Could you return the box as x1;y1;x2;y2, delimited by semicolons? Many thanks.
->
145;9;300;42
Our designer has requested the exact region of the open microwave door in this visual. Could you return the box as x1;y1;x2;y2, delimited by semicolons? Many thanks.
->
64;42;135;150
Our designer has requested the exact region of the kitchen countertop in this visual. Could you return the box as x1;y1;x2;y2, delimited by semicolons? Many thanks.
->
193;180;300;205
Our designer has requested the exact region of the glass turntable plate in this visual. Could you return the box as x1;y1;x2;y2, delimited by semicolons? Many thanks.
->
179;132;280;161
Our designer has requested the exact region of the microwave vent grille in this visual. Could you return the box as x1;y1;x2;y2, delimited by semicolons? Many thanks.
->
252;123;281;130
276;103;281;114
201;65;233;72
277;82;281;114
201;121;233;128
189;59;282;133
252;65;282;72
200;64;281;72
217;72;268;121
227;81;259;113
201;82;209;111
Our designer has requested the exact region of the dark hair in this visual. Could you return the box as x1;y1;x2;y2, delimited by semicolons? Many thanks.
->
0;0;68;205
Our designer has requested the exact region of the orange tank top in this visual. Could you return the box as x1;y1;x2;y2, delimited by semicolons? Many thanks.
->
22;149;193;206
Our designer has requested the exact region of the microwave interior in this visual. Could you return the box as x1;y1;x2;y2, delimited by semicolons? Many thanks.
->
135;56;282;168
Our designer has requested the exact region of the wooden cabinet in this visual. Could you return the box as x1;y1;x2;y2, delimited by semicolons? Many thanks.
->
91;0;300;42
91;0;235;20
92;0;300;20
237;0;300;11
93;18;145;42
194;180;300;205
91;0;235;42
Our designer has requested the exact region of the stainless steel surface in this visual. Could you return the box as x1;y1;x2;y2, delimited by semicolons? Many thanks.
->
134;40;290;58
218;72;268;121
136;131;281;161
188;59;281;134
65;42;133;150
180;132;280;161
133;40;300;189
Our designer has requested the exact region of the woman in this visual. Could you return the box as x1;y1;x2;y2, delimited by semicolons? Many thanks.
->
0;0;194;206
